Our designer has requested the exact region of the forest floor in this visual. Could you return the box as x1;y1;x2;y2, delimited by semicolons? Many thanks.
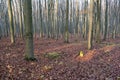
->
0;37;120;80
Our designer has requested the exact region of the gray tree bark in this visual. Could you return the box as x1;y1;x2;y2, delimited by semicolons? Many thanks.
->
23;0;35;60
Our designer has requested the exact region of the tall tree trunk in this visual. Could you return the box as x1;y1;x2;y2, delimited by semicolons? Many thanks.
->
103;0;108;40
96;0;101;43
82;0;88;40
0;25;1;39
39;0;43;38
54;0;58;39
88;0;94;50
19;0;23;38
47;0;51;38
8;0;15;43
75;0;79;41
23;0;35;60
64;0;69;43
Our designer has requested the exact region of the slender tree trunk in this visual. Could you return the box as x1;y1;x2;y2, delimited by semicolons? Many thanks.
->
8;0;15;43
12;0;17;37
0;25;1;39
64;0;69;43
88;0;94;50
75;0;79;41
47;0;51;38
96;0;101;43
51;0;55;38
39;0;43;38
19;0;23;38
103;0;108;40
54;0;58;39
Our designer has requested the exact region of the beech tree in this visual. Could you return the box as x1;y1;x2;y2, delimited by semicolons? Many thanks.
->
88;0;94;50
8;0;15;43
19;0;23;38
39;0;43;38
96;0;101;43
23;0;35;60
103;0;108;40
64;0;69;43
0;0;120;50
0;24;1;39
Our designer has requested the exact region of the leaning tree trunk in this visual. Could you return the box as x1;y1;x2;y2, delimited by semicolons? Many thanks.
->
8;0;15;43
23;0;35;60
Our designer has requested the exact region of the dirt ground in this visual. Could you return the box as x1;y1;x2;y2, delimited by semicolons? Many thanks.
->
0;37;120;80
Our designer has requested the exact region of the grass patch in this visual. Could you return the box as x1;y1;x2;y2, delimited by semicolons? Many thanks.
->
44;52;60;59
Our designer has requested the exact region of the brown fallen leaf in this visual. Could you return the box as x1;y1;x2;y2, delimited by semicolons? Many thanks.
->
7;65;13;73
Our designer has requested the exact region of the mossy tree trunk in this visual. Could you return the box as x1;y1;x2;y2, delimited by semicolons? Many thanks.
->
8;0;15;43
23;0;35;60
